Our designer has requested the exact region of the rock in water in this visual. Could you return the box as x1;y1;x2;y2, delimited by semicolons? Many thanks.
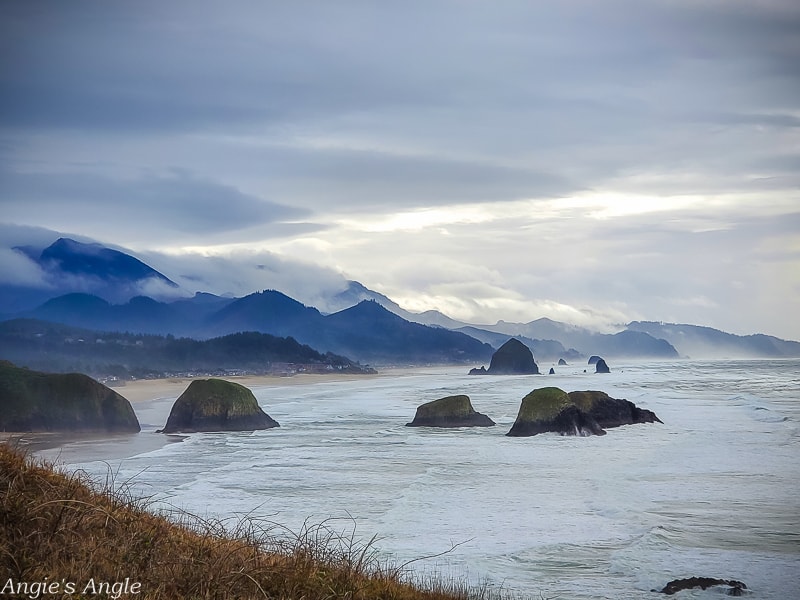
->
406;395;495;427
587;355;602;365
487;338;540;374
468;366;487;375
656;577;747;596
506;387;605;437
568;390;662;428
160;379;279;433
548;367;555;374
0;361;140;432
558;358;568;366
595;358;610;373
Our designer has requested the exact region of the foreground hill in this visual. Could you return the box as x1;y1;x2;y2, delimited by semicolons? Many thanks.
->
0;443;494;600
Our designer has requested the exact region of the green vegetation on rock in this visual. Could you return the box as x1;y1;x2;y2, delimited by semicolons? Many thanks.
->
0;360;140;432
160;378;279;433
514;387;573;422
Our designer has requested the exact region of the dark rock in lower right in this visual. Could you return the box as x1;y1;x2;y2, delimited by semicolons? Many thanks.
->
656;577;747;596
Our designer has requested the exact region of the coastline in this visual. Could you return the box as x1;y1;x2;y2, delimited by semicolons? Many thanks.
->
108;370;387;404
3;368;419;461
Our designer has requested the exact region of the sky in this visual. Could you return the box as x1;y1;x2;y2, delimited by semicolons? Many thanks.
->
1;1;799;339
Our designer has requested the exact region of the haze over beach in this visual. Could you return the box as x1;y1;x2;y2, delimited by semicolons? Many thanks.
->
1;1;799;340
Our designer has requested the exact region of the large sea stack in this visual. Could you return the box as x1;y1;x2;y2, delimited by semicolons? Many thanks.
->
595;358;611;373
567;390;662;428
406;395;495;428
160;379;279;433
0;361;140;432
506;387;605;437
485;338;539;374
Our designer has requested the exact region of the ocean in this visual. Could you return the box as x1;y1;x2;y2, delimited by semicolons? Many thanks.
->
41;359;800;599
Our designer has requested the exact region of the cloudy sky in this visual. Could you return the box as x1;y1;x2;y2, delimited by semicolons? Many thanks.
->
1;1;799;339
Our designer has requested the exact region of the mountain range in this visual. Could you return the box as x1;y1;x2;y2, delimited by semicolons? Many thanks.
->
2;236;799;365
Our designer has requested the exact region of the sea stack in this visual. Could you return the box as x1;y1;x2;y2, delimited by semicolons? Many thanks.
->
0;361;140;432
595;358;611;373
506;387;605;437
485;338;539;374
406;395;495;427
160;379;279;433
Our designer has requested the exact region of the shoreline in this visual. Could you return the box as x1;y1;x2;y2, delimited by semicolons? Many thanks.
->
108;371;383;403
2;367;433;459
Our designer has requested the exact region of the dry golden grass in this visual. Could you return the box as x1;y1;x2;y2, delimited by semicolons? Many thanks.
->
0;443;520;599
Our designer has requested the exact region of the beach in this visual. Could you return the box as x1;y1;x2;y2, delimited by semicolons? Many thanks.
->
4;370;388;462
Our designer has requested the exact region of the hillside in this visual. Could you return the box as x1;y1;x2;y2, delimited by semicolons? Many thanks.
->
0;319;372;379
0;443;499;600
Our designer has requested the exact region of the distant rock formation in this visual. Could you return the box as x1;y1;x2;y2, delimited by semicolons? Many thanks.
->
655;577;747;596
468;366;487;375
507;387;661;437
558;358;568;366
481;338;539;374
548;367;555;374
506;387;605;437
159;379;279;433
587;355;602;365
567;391;662;428
406;395;495;428
0;361;140;432
595;358;610;373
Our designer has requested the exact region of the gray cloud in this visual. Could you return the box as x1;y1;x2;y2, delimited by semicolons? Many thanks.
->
1;1;798;339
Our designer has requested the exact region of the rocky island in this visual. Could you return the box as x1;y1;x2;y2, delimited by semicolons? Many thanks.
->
507;386;661;437
406;395;495;428
159;378;279;433
0;360;140;432
469;338;539;375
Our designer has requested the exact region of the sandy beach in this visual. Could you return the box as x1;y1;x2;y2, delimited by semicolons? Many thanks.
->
109;370;386;404
2;369;412;462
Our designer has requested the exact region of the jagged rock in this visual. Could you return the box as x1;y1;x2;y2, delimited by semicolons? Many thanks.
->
548;367;555;374
595;358;610;373
468;366;487;375
558;358;568;366
159;379;279;433
486;338;539;374
506;387;605;437
0;361;140;432
588;355;602;365
567;390;662;428
656;577;747;596
406;395;495;428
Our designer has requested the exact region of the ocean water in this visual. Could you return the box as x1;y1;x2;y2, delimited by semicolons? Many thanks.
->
43;360;799;598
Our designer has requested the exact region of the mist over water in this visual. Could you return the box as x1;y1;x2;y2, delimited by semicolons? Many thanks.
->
45;360;800;598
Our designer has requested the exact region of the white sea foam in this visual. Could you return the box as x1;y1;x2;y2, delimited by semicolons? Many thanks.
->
45;359;800;598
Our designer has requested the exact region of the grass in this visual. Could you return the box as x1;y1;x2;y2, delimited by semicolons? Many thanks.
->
0;442;523;599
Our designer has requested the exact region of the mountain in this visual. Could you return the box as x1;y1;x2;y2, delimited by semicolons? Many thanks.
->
454;326;573;361
320;300;494;364
626;321;800;358
1;237;181;314
478;317;679;359
205;290;324;339
36;238;177;287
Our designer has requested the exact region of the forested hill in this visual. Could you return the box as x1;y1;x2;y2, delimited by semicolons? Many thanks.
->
0;319;374;379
